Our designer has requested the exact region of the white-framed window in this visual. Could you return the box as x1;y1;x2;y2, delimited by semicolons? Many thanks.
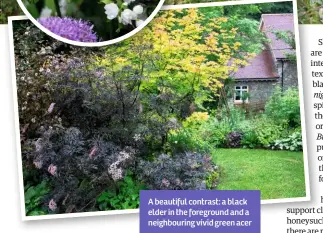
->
234;85;249;103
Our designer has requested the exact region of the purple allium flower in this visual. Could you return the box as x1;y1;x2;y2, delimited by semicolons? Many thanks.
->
38;17;97;42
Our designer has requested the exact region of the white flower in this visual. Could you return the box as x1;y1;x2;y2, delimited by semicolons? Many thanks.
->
133;5;144;15
40;7;52;18
104;3;119;20
124;0;135;4
119;9;137;25
136;19;144;27
133;133;141;141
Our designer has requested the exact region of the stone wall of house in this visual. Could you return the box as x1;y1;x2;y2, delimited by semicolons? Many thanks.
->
275;60;298;91
229;80;279;105
229;60;298;108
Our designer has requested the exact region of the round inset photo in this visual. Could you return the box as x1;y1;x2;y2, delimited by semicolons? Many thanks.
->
17;0;165;46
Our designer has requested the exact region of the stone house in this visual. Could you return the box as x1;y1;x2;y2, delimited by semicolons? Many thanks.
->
230;13;298;109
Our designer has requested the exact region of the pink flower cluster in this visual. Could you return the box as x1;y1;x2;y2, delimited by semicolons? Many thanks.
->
161;178;170;187
108;161;123;181
48;199;57;211
108;150;133;181
89;146;98;159
48;164;57;176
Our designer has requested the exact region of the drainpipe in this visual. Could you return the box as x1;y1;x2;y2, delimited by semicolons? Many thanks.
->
281;60;284;92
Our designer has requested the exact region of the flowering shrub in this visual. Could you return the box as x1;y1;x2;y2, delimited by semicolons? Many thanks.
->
265;87;301;128
136;152;218;190
23;0;160;41
28;125;136;213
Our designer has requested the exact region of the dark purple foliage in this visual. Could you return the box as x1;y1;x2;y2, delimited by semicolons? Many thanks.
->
29;125;136;213
136;152;218;190
227;131;242;148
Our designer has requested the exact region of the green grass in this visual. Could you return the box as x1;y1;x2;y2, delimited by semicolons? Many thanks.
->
212;149;306;200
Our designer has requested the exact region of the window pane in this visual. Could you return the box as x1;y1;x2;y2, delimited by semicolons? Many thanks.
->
235;86;241;90
235;90;241;100
242;86;248;89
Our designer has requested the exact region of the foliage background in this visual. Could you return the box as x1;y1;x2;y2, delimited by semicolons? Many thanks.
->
0;0;23;24
297;0;323;24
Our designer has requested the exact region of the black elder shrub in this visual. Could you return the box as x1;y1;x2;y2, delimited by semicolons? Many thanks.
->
136;152;218;190
227;131;242;148
28;125;136;213
14;22;103;142
27;55;146;148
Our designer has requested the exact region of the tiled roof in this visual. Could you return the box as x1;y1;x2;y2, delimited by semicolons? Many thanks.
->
234;49;279;80
260;13;295;59
233;13;294;80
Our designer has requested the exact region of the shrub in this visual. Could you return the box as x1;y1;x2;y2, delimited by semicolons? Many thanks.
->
136;152;218;190
200;117;232;148
265;87;301;128
206;170;220;189
168;128;211;153
272;131;303;151
28;125;136;213
14;22;104;131
216;106;247;129
183;112;210;129
168;112;212;153
253;117;284;147
227;131;242;148
241;130;259;148
234;119;253;134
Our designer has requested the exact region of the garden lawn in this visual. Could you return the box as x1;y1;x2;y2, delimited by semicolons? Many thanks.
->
212;149;306;200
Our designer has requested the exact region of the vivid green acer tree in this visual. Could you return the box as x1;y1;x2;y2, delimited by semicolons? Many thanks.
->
99;8;264;117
